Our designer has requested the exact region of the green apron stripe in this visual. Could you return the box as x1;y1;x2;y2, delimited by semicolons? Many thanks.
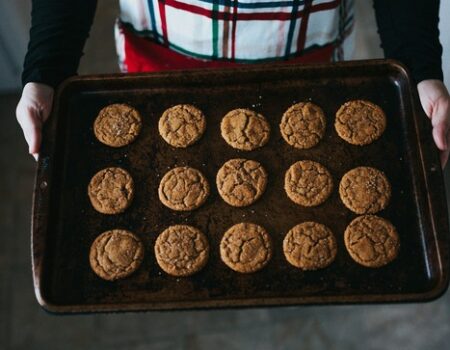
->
212;1;219;58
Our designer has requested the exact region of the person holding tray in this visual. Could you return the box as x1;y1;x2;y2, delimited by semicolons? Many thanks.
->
16;0;450;166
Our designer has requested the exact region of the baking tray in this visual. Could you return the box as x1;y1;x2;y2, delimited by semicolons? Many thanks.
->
32;59;450;313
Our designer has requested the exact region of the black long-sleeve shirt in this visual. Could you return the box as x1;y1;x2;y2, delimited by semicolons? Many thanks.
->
22;0;443;88
22;0;97;88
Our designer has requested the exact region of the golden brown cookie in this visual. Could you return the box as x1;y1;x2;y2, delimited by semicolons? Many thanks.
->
284;160;333;207
344;215;399;268
220;222;272;273
280;102;326;149
88;167;134;214
158;104;206;148
158;166;210;211
155;225;209;277
283;222;337;270
335;100;386;145
94;103;142;147
220;108;270;151
216;158;267;207
89;229;144;281
339;166;391;214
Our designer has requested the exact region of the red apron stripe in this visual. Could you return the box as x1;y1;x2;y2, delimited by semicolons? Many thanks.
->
297;0;313;52
163;0;340;21
222;6;231;58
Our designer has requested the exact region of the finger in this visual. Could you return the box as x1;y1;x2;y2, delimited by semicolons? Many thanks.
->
41;102;53;123
418;94;433;119
432;122;448;151
431;98;450;151
16;106;42;155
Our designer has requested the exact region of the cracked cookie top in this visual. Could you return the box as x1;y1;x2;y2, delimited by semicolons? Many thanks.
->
220;108;270;151
158;166;210;211
158;104;206;148
216;158;267;207
284;160;333;207
283;222;337;270
280;102;326;149
89;229;144;281
94;103;142;147
155;225;209;277
88;167;134;215
339;166;391;214
335;100;386;146
220;222;272;273
344;215;399;268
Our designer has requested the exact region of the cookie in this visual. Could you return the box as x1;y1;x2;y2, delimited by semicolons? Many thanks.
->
158;104;206;148
344;215;399;268
88;167;134;214
155;225;209;277
220;222;272;273
283;222;337;270
335;100;386;145
94;103;142;147
220;108;270;151
216;158;267;207
89;229;144;281
280;102;326;149
339;166;391;214
284;160;333;207
158;166;210;211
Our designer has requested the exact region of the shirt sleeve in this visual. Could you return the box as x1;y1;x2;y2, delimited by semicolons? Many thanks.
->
22;0;97;88
373;0;443;83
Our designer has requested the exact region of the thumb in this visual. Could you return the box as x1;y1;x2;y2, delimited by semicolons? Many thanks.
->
432;121;448;151
16;105;43;158
430;98;450;151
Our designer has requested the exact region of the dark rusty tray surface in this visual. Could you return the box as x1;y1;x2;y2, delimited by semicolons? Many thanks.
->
32;59;449;313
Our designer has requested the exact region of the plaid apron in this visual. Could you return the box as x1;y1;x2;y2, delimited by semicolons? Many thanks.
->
115;0;354;72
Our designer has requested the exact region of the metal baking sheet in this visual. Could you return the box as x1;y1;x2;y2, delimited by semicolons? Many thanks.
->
32;60;449;313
